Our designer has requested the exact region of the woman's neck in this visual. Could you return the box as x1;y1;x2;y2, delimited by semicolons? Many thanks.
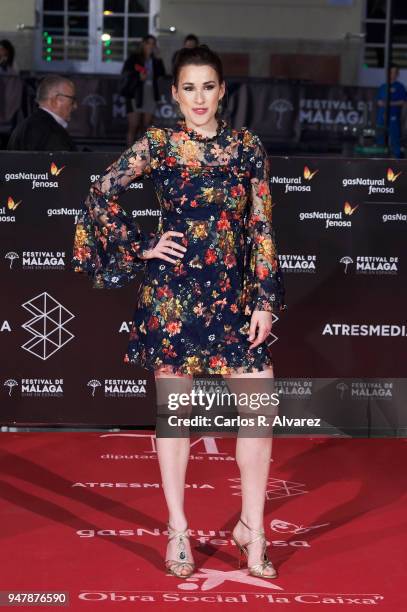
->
185;118;218;137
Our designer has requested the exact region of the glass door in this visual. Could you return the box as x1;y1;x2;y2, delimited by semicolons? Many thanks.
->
35;0;94;72
95;0;157;74
359;0;407;85
35;0;159;74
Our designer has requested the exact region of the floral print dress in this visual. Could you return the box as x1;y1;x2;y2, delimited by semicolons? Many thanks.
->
72;119;285;376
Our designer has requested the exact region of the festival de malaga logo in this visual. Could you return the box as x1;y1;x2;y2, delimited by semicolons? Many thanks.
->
4;250;66;271
87;378;148;398
339;255;398;275
279;254;317;273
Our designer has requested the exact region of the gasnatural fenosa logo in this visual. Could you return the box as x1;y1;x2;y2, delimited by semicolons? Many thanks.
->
270;165;319;193
343;201;359;216
303;165;318;180
50;162;65;176
298;201;359;229
7;196;22;210
3;162;65;189
0;196;22;223
342;167;402;195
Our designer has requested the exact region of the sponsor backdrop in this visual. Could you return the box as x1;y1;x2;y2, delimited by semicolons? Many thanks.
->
1;75;380;145
59;76;380;146
1;152;406;430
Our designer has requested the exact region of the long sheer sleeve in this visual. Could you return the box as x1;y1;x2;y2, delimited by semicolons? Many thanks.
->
72;132;159;289
243;129;286;314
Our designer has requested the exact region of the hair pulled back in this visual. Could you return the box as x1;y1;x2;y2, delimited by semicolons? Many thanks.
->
172;44;224;88
0;39;15;67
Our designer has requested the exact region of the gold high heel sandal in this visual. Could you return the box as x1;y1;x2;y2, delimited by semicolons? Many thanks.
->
232;517;277;579
165;524;195;578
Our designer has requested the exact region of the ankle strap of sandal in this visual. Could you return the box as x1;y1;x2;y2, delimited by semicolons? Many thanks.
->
239;517;266;546
167;523;190;541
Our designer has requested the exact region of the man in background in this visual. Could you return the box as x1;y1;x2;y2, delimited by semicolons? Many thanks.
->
376;63;407;159
7;75;77;151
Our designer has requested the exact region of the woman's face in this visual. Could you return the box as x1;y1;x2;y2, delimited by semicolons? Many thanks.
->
172;64;225;129
143;38;155;56
0;46;9;63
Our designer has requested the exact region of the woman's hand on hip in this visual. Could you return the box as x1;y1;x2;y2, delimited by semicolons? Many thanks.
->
141;231;186;264
248;310;273;349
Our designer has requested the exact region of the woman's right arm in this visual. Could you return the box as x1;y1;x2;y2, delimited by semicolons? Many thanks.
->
72;134;158;288
122;55;135;74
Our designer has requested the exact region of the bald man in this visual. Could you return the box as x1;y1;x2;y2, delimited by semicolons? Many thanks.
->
8;75;78;151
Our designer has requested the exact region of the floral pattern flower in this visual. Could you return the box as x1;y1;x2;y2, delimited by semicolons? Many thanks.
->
72;119;285;375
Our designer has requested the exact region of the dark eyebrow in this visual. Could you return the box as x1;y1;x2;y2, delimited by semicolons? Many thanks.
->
182;81;216;86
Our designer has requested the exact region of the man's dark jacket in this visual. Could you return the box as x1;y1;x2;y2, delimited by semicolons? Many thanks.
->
121;53;166;106
7;108;77;151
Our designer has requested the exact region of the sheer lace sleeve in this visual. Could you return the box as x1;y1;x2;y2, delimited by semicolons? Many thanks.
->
72;132;160;288
243;129;286;314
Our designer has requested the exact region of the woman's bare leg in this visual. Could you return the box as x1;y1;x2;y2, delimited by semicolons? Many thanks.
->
142;111;154;132
155;365;194;575
126;110;142;147
226;365;276;576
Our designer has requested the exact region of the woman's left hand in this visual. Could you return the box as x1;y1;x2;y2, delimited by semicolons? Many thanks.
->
248;310;273;349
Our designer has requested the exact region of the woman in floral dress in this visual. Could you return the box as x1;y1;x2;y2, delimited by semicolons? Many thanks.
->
73;46;285;580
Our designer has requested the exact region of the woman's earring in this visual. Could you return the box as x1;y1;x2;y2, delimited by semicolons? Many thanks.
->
217;99;223;115
174;100;184;118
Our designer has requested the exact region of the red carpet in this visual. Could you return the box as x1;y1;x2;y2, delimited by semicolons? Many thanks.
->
0;434;406;610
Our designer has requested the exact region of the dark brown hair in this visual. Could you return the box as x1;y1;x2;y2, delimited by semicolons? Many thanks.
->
139;34;156;58
0;39;15;67
172;44;224;88
184;34;199;45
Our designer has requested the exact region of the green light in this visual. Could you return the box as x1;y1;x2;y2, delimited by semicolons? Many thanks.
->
105;39;111;46
46;47;52;52
43;31;48;37
46;56;52;61
106;49;111;55
47;36;52;43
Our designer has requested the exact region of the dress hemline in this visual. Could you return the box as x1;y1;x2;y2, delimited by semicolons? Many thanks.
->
123;351;274;377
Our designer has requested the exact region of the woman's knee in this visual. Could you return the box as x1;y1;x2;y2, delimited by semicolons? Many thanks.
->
227;366;274;379
154;365;192;380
